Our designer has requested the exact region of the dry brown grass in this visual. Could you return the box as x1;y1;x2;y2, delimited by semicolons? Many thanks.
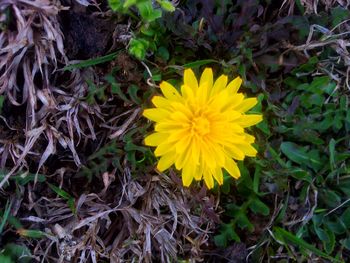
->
280;0;350;15
0;1;219;262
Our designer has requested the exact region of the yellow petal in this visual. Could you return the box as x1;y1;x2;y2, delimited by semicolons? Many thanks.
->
224;145;245;160
157;152;175;171
191;137;200;165
197;82;209;104
244;134;255;143
218;110;241;122
226;76;242;94
236;143;257;157
221;93;244;111
201;142;216;168
154;143;174;156
152;96;171;109
143;109;169;122
175;147;191;170
168;129;189;142
199;68;213;89
211;75;228;96
234;98;258;112
155;122;183;132
170;101;193;118
212;167;223;185
194;160;204;180
206;140;225;166
184;68;198;89
171;111;189;123
203;170;214;189
236;114;263;127
224;158;241;179
181;84;195;99
182;162;195;187
144;133;168;146
176;136;191;154
159;81;181;101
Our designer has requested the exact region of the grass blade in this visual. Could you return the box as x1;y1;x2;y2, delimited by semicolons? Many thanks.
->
273;227;341;262
63;51;120;71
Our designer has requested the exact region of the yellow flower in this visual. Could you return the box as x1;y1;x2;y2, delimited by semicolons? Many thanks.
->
143;68;262;189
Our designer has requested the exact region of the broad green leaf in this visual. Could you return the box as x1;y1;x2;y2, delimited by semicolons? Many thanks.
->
280;142;322;171
331;6;350;27
236;213;254;231
123;0;137;8
3;243;31;263
105;75;130;102
0;255;13;263
340;238;350;250
341;207;350;228
127;84;142;104
108;0;123;10
249;197;270;216
320;189;341;208
214;222;240;247
158;0;175;12
129;38;149;60
137;1;162;22
324;226;335;254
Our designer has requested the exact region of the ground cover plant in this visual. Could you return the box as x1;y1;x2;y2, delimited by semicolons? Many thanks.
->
0;0;350;262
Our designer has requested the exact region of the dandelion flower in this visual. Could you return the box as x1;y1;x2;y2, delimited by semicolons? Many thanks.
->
143;68;262;189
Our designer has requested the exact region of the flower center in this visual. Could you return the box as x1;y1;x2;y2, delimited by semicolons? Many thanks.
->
191;116;210;136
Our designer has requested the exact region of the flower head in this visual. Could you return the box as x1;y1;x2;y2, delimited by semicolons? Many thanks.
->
143;68;262;189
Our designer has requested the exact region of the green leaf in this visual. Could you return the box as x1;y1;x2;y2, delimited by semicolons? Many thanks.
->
289;168;312;183
340;238;350;250
3;243;31;263
108;0;123;11
137;1;162;22
341;207;350;228
214;222;240;247
158;0;175;12
331;7;350;27
292;56;318;75
123;0;137;8
0;255;13;263
323;226;335;254
128;84;142;104
236;213;254;231
105;75;130;102
249;197;270;216
280;142;322;171
156;46;170;61
320;189;341;208
129;38;149;60
326;217;347;235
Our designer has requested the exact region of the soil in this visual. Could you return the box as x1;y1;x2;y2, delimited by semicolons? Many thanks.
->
59;2;116;60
